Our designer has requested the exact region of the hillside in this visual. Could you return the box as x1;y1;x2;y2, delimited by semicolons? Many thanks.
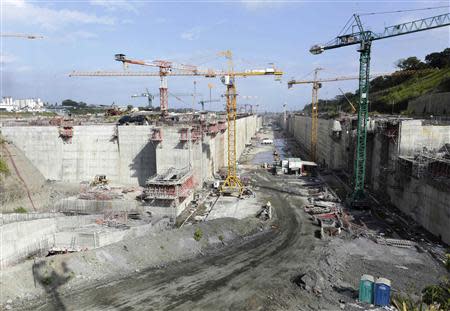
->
302;48;450;116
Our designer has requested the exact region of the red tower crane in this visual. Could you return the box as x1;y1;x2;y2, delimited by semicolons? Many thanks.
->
115;54;199;115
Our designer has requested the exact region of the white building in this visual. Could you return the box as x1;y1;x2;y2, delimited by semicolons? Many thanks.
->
0;97;45;112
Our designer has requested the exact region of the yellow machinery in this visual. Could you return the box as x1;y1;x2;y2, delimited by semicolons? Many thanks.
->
287;68;434;162
91;175;108;187
218;50;282;194
71;51;283;195
310;68;322;162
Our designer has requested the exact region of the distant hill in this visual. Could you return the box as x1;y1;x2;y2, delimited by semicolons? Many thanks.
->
303;48;450;116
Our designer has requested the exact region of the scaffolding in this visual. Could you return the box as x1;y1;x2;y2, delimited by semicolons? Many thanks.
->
143;167;195;207
58;119;74;143
207;122;219;136
150;128;163;143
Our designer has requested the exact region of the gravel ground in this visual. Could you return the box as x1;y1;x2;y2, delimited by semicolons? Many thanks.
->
3;126;447;311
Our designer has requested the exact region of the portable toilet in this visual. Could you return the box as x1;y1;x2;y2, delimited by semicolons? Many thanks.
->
374;278;391;307
358;274;375;304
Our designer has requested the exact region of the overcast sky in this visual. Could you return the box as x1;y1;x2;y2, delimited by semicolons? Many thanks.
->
1;0;449;112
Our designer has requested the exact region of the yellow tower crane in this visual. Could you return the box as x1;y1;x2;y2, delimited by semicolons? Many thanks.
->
70;51;283;195
287;68;435;162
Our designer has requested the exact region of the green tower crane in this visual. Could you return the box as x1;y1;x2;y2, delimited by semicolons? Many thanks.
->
310;12;450;207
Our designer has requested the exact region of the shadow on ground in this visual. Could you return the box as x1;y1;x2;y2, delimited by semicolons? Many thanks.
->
32;260;73;311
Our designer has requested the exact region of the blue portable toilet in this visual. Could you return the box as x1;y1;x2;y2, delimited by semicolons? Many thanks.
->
374;277;391;307
358;274;375;304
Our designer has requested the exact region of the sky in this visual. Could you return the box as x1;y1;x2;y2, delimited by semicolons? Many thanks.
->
1;0;449;112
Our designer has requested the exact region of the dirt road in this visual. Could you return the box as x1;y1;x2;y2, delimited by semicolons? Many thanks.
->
25;168;323;311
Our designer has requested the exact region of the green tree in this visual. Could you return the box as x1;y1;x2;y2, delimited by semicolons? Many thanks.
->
425;48;450;69
395;56;427;71
61;99;79;107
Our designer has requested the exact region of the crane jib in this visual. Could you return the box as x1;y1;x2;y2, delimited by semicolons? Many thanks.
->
313;13;450;53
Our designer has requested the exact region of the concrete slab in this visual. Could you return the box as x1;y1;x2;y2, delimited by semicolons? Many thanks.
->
206;196;261;220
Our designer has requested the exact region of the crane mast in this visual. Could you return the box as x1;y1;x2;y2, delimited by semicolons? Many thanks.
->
309;12;450;207
71;52;282;195
219;51;243;194
310;68;322;162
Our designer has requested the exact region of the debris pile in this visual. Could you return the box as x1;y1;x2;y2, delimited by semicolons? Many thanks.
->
256;201;272;221
78;185;125;200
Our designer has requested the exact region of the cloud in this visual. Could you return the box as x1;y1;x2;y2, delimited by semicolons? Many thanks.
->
181;26;203;41
0;53;17;64
2;0;115;31
241;0;287;10
61;30;99;42
90;0;138;14
16;65;32;72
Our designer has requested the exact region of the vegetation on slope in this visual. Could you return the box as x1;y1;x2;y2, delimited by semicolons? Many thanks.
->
302;48;450;116
0;137;9;177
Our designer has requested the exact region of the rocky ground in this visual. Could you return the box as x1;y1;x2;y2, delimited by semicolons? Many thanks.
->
2;125;448;311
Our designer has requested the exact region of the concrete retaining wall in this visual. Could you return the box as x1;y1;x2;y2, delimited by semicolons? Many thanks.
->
285;115;450;244
286;115;350;169
0;115;261;187
398;120;450;156
0;214;164;269
1;218;56;269
387;177;450;244
408;92;450;116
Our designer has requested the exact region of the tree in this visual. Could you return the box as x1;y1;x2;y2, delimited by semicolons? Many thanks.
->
395;56;427;71
425;48;450;69
127;105;134;111
61;99;79;107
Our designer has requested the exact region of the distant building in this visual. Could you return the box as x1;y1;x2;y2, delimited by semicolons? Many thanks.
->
0;97;45;112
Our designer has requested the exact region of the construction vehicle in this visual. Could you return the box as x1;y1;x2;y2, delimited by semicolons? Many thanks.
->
91;175;108;187
309;11;449;207
105;104;124;117
71;51;282;195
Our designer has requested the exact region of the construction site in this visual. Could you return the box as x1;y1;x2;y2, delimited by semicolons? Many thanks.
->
1;2;450;311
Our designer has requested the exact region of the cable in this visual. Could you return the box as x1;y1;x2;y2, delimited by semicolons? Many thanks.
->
337;15;354;37
358;5;449;16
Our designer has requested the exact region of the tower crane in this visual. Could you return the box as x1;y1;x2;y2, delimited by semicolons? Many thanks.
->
217;50;282;194
70;51;282;194
237;96;259;114
309;12;450;206
131;88;201;109
287;68;433;162
0;33;43;39
338;88;357;113
115;54;199;115
131;88;155;108
198;99;220;111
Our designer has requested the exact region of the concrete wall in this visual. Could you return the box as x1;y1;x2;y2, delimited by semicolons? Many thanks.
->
387;177;450;244
286;115;350;169
1;218;56;269
408;92;450;116
285;115;450;244
0;215;163;269
398;119;450;156
0;115;261;187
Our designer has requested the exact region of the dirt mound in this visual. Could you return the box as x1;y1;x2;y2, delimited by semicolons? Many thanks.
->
0;139;77;212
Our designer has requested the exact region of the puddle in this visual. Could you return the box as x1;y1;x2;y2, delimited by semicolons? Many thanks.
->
252;151;274;164
251;138;290;165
